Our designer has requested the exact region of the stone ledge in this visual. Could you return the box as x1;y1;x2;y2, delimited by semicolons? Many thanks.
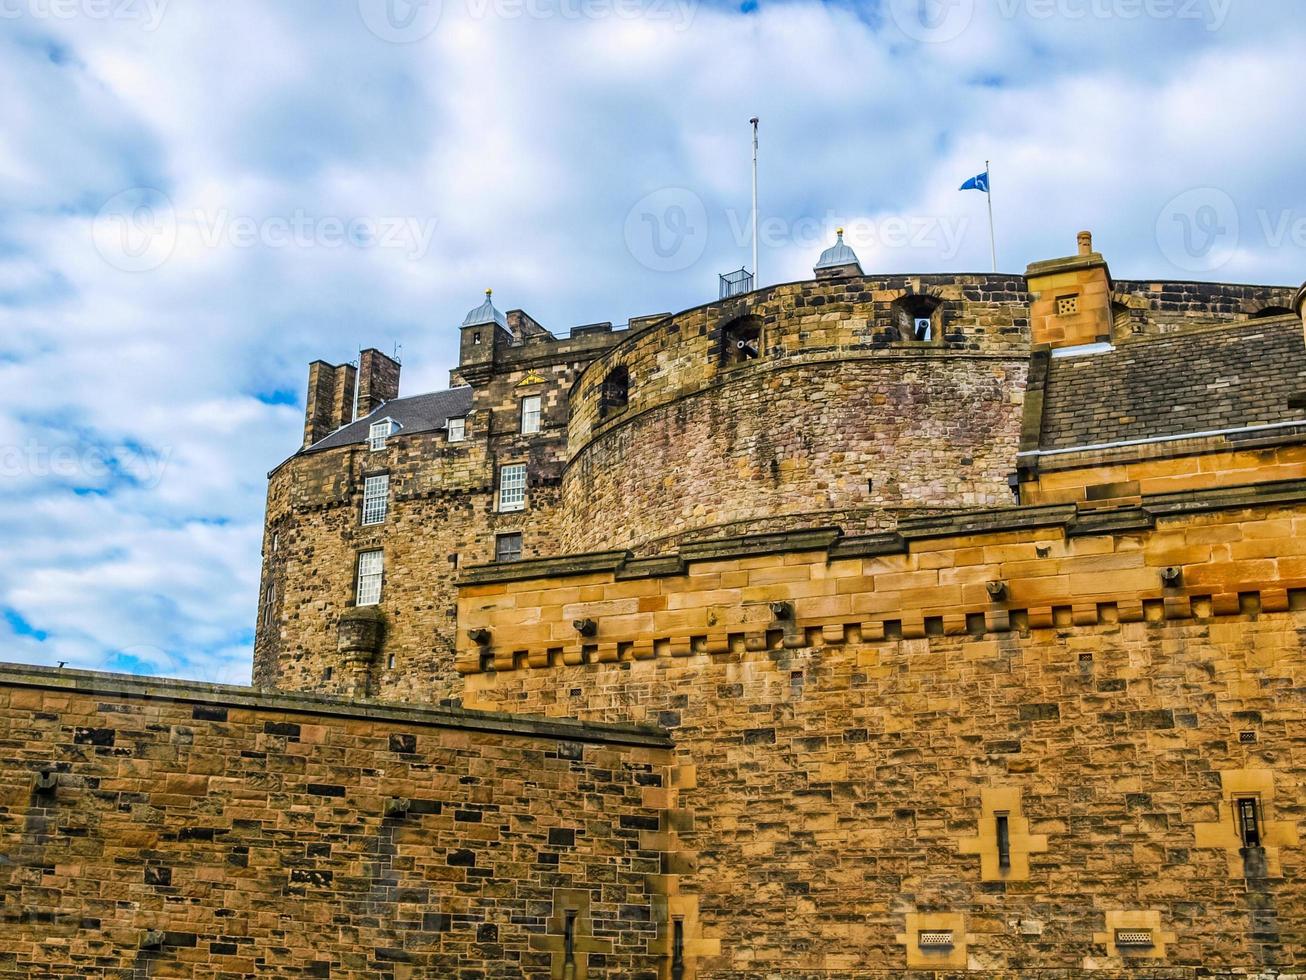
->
461;478;1306;586
0;662;670;748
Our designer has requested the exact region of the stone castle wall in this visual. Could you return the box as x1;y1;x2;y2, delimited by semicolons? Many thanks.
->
561;275;1031;553
0;665;677;979
454;484;1306;975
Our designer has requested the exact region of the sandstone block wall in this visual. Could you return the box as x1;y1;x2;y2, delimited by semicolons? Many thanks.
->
561;275;1031;554
0;666;675;979
456;485;1306;976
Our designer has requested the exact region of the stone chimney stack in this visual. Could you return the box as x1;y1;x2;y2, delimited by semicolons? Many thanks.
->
303;360;357;449
1025;230;1113;351
357;348;401;419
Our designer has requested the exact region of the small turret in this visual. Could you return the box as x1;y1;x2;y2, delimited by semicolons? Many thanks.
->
458;289;513;383
814;228;863;279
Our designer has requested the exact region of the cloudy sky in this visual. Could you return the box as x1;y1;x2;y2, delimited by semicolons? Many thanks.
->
1;0;1302;683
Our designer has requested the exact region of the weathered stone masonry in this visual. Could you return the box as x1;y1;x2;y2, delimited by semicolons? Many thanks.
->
5;231;1305;976
457;482;1306;976
0;665;679;979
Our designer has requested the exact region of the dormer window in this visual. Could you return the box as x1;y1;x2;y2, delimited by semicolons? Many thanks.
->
369;419;395;451
447;417;466;442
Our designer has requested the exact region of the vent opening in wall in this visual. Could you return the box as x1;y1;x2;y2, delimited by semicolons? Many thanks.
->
1057;295;1079;316
1115;929;1154;948
1239;730;1258;744
918;931;953;948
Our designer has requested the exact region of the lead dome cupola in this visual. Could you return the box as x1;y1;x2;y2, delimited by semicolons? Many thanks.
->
814;228;863;277
462;289;508;329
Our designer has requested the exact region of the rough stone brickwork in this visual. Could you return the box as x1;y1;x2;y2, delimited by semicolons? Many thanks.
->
259;239;1306;704
456;486;1306;976
221;234;1306;976
0;665;675;979
256;316;628;700
561;275;1030;554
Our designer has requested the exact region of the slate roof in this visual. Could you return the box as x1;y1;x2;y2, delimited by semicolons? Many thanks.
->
1038;318;1306;452
305;387;474;454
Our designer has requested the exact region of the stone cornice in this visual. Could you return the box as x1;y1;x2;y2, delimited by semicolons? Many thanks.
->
0;663;670;748
460;478;1306;586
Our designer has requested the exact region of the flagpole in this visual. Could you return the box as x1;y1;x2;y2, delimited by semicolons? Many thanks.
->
750;116;759;288
985;158;997;273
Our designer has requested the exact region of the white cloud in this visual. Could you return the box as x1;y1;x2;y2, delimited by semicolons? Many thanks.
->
0;0;1302;681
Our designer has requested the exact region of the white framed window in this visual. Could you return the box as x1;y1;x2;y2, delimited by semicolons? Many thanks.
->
368;419;393;451
356;550;383;606
498;463;527;512
362;474;389;526
495;532;523;562
447;416;466;442
521;395;542;435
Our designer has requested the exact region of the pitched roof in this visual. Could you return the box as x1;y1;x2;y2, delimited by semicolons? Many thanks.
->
305;387;474;454
1038;318;1306;452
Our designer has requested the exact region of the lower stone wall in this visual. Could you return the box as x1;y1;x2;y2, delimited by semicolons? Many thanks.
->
0;666;673;979
463;612;1306;977
457;486;1306;976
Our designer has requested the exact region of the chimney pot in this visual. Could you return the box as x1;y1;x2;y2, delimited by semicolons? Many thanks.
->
1077;230;1093;256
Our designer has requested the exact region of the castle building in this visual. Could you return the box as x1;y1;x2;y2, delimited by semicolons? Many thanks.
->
3;231;1306;977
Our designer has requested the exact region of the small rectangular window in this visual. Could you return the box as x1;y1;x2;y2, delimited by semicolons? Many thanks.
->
1236;797;1261;847
521;395;542;435
495;533;523;563
995;812;1011;869
447;417;466;442
356;550;383;606
498;463;527;512
361;474;389;525
368;420;392;451
260;582;276;628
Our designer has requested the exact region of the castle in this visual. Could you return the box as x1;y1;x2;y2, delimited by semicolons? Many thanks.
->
2;230;1305;977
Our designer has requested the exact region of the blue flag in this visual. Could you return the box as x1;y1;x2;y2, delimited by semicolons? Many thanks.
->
960;171;990;193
